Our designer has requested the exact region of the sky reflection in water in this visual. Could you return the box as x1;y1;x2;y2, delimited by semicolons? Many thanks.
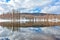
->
0;26;60;40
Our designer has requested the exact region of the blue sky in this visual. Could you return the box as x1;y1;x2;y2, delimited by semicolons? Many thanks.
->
6;0;10;2
0;0;60;14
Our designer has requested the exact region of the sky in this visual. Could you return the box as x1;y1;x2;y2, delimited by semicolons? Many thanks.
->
0;0;60;40
0;0;60;14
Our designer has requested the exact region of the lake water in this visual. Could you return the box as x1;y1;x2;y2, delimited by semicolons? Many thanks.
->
0;26;60;40
0;19;60;40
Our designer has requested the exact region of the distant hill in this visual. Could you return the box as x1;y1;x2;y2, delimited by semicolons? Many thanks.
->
0;12;51;19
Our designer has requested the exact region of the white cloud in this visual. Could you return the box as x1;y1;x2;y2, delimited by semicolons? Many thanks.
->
40;0;60;14
40;6;60;14
0;7;4;11
0;0;58;13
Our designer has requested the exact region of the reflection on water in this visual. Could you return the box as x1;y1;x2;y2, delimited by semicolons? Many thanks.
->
0;26;60;40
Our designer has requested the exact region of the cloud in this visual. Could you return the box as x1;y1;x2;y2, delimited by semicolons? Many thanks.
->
40;0;60;14
40;6;60;14
0;0;59;13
